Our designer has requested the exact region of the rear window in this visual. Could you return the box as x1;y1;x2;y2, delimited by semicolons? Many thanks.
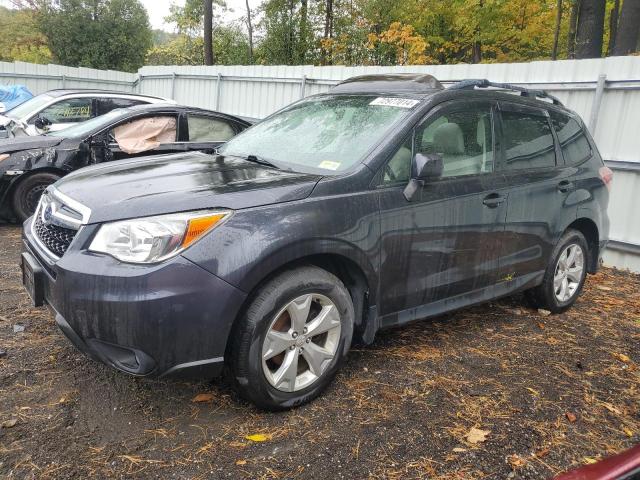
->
550;111;591;165
501;110;556;171
96;98;145;116
187;115;235;142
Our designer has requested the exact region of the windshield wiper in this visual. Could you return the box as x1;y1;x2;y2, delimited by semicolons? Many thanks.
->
244;154;279;169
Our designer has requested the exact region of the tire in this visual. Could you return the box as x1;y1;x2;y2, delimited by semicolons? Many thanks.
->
526;229;589;313
227;266;354;411
12;172;61;222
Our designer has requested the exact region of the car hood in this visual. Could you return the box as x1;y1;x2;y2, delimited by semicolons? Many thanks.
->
0;135;64;154
54;152;323;224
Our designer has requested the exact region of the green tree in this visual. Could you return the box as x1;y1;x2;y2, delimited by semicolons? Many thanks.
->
39;0;152;72
0;6;52;64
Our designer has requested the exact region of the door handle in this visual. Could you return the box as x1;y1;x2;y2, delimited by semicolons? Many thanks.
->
557;180;574;193
482;193;505;208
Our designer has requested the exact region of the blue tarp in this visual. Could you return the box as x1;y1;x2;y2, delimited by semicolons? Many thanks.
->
0;85;33;112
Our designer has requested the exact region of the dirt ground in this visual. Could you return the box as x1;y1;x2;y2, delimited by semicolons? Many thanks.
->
1;223;639;480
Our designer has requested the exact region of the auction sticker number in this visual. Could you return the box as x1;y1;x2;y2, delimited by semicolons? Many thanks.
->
369;97;420;109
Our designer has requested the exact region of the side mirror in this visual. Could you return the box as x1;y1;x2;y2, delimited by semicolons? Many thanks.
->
34;116;52;131
403;153;443;201
412;152;443;180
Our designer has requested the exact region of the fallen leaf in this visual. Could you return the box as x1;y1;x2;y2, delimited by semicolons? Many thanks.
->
245;433;269;442
537;322;546;329
623;427;633;437
465;427;490;444
508;454;526;467
583;457;598;464
1;418;18;428
526;387;540;396
191;393;214;403
535;448;550;458
596;286;612;291
537;309;551;316
452;447;467;453
601;402;622;415
612;353;631;363
235;459;247;465
566;412;577;423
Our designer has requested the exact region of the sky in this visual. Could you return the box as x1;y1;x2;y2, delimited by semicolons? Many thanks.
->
140;0;255;31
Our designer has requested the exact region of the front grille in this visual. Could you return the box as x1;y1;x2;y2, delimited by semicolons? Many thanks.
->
33;214;77;258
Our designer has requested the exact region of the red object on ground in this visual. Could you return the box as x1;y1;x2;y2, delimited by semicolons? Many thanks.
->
554;444;640;480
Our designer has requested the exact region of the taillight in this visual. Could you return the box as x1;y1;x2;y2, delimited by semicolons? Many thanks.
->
599;166;613;191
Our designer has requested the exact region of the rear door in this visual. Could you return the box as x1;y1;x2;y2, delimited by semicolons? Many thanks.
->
377;99;509;318
495;101;578;284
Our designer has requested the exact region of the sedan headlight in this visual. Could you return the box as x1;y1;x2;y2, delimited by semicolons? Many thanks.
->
89;210;231;263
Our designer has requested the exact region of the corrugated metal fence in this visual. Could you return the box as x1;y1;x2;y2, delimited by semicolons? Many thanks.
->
2;57;639;271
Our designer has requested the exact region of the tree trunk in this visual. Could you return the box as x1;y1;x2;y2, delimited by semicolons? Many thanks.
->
607;0;620;55
552;0;563;59
574;0;606;58
568;0;580;58
613;0;640;55
322;0;334;65
245;0;253;63
204;0;214;65
299;0;308;64
472;0;483;63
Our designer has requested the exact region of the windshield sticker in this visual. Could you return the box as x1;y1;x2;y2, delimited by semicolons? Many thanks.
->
369;97;420;109
318;160;341;170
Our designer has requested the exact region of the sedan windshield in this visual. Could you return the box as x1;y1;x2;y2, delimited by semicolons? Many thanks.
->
219;95;418;173
6;94;54;120
47;109;125;138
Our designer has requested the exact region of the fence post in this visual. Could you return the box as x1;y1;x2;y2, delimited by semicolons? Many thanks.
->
171;72;177;99
215;73;222;110
588;74;607;135
137;74;143;94
61;75;66;89
300;75;307;98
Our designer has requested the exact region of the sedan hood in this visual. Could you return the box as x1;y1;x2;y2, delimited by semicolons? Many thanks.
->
0;135;63;153
55;152;322;224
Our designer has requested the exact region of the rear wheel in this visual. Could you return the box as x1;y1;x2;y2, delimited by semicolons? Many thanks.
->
526;229;589;313
12;172;61;222
227;266;354;410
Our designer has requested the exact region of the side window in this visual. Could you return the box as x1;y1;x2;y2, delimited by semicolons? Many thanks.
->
501;110;556;170
96;98;144;116
31;98;92;124
110;115;177;154
187;115;236;142
550;111;591;164
414;104;494;178
382;137;413;184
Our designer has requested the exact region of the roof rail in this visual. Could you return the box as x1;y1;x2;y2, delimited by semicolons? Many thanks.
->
449;79;563;106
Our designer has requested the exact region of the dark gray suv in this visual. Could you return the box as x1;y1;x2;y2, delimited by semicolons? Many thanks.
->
21;75;611;410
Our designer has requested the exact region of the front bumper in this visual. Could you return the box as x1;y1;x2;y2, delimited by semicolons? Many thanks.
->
23;218;247;378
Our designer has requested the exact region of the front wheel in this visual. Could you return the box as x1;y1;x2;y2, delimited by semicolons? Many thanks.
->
11;172;61;222
526;229;589;313
227;266;354;410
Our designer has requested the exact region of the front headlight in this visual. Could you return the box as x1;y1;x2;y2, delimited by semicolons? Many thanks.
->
89;210;231;264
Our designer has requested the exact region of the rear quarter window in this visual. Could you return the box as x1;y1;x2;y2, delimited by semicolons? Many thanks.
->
550;111;591;165
501;109;556;171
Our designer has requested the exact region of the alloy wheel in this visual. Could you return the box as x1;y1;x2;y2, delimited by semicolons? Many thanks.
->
553;243;585;302
262;293;341;392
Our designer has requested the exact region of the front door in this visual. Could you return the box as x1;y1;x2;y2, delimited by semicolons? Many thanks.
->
377;100;508;320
